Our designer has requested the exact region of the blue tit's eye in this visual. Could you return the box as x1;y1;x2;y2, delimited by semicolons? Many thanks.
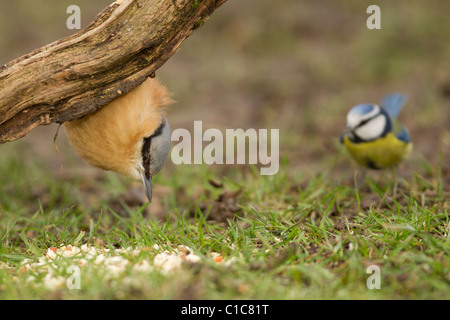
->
358;118;371;128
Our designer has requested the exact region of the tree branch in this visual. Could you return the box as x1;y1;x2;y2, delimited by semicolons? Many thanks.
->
0;0;227;143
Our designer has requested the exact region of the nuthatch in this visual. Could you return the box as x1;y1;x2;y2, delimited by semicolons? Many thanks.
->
65;77;173;202
340;93;412;169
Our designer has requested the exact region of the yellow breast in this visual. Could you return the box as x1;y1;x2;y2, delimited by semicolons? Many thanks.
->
342;133;412;169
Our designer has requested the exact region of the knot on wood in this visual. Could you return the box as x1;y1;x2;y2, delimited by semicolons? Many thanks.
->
173;0;188;10
40;114;52;125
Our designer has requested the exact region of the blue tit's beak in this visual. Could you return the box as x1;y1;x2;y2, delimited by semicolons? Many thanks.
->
340;128;351;143
141;172;152;203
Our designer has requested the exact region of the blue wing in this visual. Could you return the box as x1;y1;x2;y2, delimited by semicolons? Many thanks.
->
395;125;411;143
381;93;408;118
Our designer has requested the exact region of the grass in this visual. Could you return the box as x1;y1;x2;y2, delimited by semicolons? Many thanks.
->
0;0;449;301
0;150;448;300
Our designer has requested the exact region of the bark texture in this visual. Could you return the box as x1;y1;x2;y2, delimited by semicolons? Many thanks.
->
0;0;227;143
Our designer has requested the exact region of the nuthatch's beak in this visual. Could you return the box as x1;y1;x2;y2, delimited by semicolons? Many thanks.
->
141;172;152;203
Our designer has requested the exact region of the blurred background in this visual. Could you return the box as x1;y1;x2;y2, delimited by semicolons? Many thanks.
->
0;0;449;213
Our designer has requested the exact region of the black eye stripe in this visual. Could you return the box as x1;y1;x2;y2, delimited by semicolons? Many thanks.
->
142;137;152;179
141;120;165;179
356;119;369;128
355;114;378;129
148;120;165;139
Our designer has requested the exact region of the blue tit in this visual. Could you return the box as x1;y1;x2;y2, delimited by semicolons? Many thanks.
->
340;93;412;169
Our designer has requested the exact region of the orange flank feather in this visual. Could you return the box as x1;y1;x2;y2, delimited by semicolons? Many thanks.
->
65;77;174;180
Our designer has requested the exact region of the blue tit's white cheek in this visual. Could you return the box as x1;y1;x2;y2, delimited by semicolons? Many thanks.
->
354;114;386;141
346;114;359;130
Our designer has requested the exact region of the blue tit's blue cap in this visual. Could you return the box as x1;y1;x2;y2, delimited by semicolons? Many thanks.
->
349;104;377;116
